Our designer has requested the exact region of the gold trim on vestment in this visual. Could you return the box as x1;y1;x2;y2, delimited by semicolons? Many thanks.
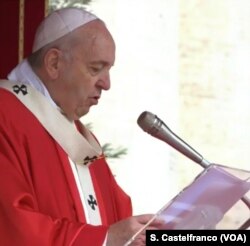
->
18;0;25;62
45;0;49;16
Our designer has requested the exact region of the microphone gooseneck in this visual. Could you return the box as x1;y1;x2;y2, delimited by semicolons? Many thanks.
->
137;111;210;168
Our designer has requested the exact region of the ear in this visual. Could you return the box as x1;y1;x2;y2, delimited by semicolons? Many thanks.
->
44;48;62;79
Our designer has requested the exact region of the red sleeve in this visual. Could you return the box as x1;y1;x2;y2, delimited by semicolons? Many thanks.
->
0;129;107;246
109;169;133;220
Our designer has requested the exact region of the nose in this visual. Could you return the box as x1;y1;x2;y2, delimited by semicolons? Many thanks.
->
97;73;111;91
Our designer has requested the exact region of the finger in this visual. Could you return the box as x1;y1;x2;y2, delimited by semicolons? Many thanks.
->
135;214;156;224
149;217;166;227
132;234;146;246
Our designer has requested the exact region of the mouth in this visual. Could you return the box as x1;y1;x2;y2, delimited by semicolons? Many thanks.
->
90;96;100;105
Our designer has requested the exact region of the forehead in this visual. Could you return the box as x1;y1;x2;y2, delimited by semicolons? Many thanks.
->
75;21;115;64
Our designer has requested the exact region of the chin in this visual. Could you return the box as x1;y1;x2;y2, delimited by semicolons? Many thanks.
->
75;107;89;119
62;110;82;121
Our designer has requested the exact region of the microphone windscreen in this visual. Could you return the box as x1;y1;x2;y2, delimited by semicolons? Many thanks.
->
137;111;155;133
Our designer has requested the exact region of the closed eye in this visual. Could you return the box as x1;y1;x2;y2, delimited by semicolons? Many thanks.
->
90;66;103;74
89;61;111;75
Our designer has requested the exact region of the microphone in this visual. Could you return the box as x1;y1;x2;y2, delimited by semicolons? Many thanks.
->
137;111;210;168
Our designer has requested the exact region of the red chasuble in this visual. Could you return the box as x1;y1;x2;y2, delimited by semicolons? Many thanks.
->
0;88;132;245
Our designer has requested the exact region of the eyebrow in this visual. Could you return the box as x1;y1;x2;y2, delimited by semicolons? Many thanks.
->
90;60;113;67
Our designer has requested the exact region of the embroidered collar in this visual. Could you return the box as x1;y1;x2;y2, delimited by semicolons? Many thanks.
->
7;59;57;108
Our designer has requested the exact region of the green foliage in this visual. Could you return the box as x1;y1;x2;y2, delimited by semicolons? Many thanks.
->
49;0;92;11
102;143;127;159
86;123;128;160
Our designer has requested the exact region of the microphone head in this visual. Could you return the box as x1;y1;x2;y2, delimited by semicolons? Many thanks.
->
137;111;210;167
137;111;156;133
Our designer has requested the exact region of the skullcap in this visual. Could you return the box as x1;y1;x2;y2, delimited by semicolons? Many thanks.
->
32;7;98;52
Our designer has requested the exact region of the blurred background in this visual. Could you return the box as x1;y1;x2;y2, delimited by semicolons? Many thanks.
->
1;0;249;229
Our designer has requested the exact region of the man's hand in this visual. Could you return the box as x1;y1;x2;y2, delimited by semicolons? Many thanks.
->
106;214;165;246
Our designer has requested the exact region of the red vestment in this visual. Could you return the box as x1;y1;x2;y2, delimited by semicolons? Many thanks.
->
0;88;132;245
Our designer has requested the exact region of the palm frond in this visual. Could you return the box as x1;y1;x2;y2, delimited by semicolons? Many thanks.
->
102;143;127;159
49;0;92;12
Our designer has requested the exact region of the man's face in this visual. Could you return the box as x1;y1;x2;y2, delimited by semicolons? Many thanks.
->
54;22;115;120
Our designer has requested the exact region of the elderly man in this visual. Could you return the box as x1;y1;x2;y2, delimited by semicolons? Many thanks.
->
0;7;163;246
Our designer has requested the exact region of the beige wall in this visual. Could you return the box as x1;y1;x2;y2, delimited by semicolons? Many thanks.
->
179;0;250;174
178;0;250;228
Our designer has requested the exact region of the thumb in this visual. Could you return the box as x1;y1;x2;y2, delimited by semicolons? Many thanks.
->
135;214;156;224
